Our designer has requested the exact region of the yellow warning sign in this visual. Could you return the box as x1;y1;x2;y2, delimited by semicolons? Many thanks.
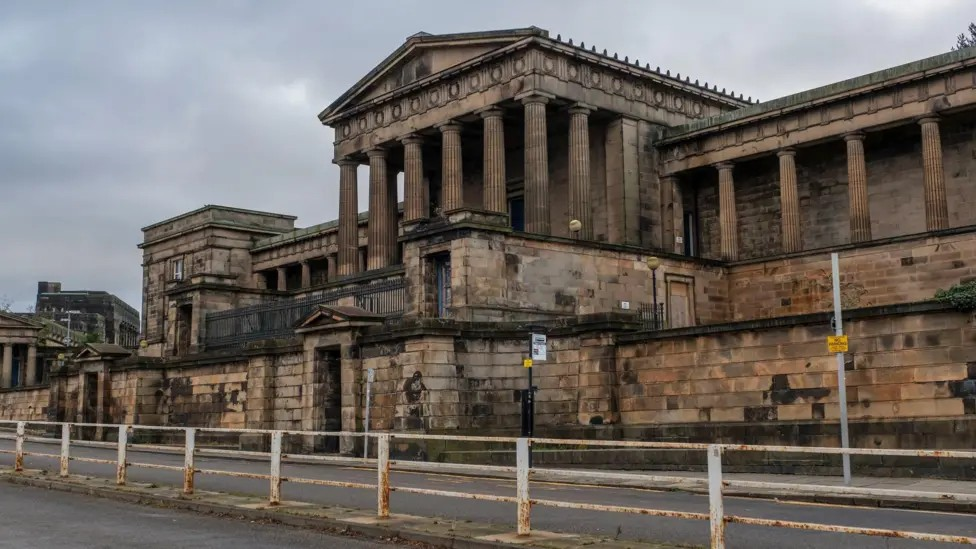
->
827;335;849;353
523;358;533;368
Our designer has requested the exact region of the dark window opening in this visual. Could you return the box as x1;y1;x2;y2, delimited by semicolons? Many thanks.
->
509;197;525;232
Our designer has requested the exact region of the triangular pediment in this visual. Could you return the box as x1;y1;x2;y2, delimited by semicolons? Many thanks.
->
0;312;40;330
320;27;547;121
295;305;384;330
76;343;132;360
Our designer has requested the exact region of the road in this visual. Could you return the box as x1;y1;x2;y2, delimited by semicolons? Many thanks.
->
1;439;974;548
0;482;393;548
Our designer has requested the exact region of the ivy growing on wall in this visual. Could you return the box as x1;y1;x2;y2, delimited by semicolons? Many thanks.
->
935;280;976;310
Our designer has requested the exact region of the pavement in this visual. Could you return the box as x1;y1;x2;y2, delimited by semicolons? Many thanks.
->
2;439;975;548
0;483;397;549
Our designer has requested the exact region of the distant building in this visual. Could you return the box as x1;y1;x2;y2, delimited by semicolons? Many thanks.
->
34;282;140;348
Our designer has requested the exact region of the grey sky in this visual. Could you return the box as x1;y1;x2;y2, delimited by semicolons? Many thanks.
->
0;0;970;312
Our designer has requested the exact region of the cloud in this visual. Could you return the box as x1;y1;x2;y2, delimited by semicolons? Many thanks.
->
0;0;970;313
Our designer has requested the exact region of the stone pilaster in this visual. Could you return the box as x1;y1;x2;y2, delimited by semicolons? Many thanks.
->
26;345;36;386
438;122;463;212
845;133;871;243
337;159;360;276
520;92;552;234
717;162;738;261
479;107;507;213
401;134;426;222
660;175;684;254
919;117;949;231
1;344;10;388
300;260;311;288
326;254;337;281
777;149;802;253
569;103;593;239
276;266;287;291
367;148;394;270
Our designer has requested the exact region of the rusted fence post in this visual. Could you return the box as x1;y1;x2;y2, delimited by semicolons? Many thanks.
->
14;422;25;472
116;425;128;485
59;423;70;477
269;431;282;505
516;437;531;536
377;434;390;518
183;428;196;495
708;444;725;549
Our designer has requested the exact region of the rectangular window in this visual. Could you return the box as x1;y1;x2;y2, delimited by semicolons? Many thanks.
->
434;255;452;318
509;197;525;232
171;257;185;281
683;211;697;257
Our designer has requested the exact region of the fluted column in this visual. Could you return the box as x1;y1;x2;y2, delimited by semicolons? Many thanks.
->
777;149;802;253
401;135;426;222
337;159;360;276
661;175;684;254
26;345;36;386
845;133;871;243
439;122;463;212
276;266;287;291
367;148;394;270
919;117;949;231
520;92;553;234
568;103;593;239
717;162;738;261
1;343;11;388
300;260;311;288
480;107;507;213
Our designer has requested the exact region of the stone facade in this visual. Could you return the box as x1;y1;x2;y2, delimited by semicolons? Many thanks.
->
4;28;976;468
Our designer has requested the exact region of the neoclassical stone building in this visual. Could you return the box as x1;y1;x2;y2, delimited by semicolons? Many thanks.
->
6;28;976;462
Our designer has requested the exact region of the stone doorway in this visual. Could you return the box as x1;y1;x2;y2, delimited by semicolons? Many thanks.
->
316;348;342;453
176;304;192;355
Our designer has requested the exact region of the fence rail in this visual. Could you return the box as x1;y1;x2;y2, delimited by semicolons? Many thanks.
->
203;277;405;349
1;420;975;548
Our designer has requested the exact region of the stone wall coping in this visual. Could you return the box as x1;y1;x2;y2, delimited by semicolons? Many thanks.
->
323;265;405;287
0;384;50;394
661;46;976;144
616;300;953;344
728;224;976;267
139;221;287;250
141;204;297;233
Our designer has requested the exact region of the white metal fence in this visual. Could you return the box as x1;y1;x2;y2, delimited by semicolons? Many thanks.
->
1;420;975;548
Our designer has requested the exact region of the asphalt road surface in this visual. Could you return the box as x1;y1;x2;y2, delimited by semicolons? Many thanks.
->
0;482;393;548
1;438;974;548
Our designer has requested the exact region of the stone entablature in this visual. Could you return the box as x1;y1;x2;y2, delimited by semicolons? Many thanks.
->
658;47;976;174
321;29;747;160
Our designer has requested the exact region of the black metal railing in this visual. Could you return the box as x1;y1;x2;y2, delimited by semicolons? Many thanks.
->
639;302;666;330
203;277;405;350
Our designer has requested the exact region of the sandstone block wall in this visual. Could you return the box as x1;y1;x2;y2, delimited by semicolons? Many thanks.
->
0;386;50;421
140;362;248;429
616;307;976;447
728;231;976;320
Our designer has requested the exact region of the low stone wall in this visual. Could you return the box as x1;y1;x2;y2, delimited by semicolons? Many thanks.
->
0;386;50;422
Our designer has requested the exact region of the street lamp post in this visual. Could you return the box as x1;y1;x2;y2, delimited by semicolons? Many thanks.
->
60;310;82;347
645;257;661;329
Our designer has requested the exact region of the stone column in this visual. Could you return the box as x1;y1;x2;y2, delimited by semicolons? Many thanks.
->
26;345;36;386
520;92;552;234
919;117;949;231
1;344;11;388
326;254;337;282
276;266;287;291
661;175;684;254
401;134;426;222
845;133;871;243
337;159;360;276
717;162;739;261
777;149;802;253
568;103;593;239
367;148;394;270
300;260;311;288
255;273;267;290
480;107;507;213
438;122;463;212
386;166;399;263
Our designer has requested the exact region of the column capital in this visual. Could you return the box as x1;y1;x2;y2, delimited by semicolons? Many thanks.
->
776;148;796;158
334;157;360;167
515;90;555;105
476;106;505;119
917;115;941;126
843;131;866;142
398;133;424;145
714;162;734;171
568;102;596;115
435;120;463;133
366;147;388;158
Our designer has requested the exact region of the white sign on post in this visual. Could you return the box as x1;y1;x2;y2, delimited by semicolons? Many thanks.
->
530;333;547;361
367;368;376;383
